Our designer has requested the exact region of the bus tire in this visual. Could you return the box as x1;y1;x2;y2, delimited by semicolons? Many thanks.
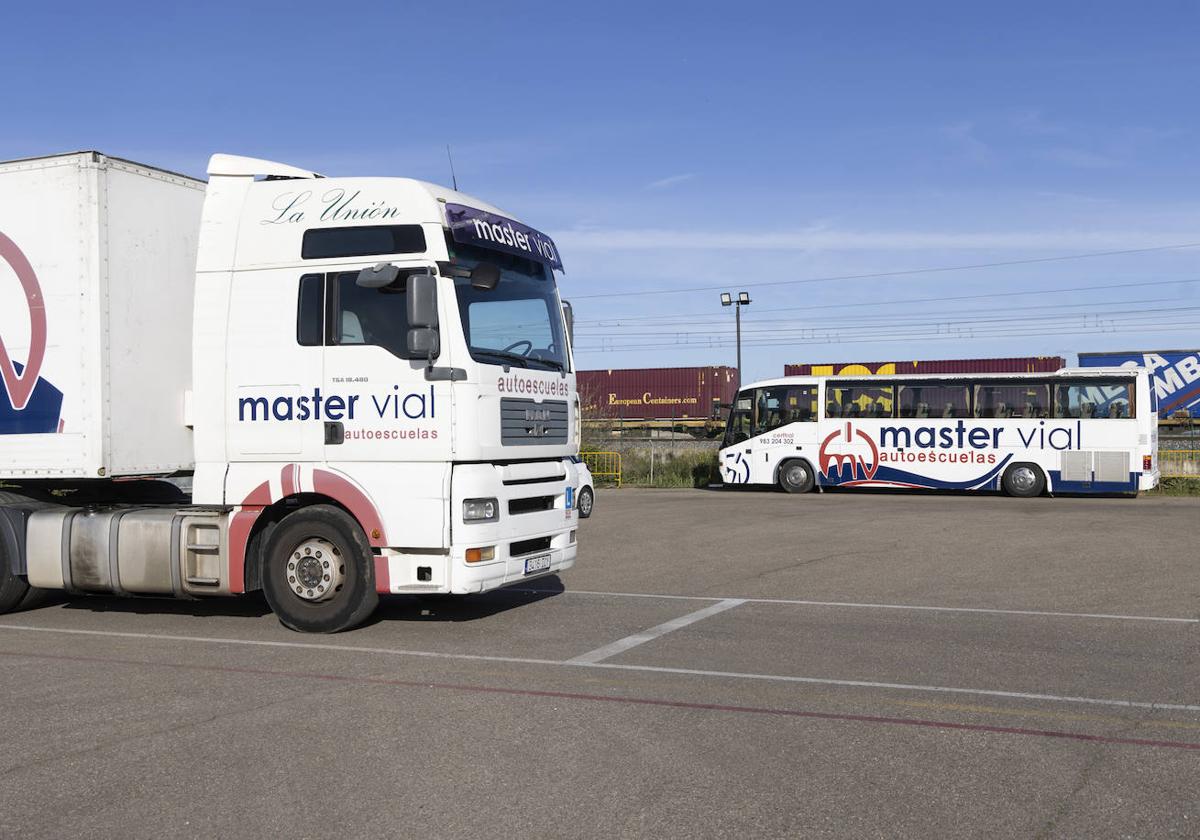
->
1002;463;1045;498
262;505;379;633
778;459;816;494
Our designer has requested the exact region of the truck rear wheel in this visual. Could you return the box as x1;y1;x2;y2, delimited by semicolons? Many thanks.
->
0;492;33;614
262;505;379;633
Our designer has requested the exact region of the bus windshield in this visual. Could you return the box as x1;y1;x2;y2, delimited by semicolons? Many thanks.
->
449;240;569;373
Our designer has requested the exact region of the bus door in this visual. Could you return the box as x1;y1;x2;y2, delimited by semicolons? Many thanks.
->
747;383;821;484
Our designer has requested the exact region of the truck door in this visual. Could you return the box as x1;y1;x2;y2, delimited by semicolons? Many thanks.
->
317;266;454;548
318;265;453;462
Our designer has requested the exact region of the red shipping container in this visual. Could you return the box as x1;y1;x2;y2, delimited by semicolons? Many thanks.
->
783;357;1065;377
578;366;738;420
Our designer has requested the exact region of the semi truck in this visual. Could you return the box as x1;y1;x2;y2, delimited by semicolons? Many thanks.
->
0;151;579;632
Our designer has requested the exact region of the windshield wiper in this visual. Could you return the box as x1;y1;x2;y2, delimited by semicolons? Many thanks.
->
472;349;532;369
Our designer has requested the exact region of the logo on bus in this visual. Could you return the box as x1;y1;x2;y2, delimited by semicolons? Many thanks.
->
819;422;879;481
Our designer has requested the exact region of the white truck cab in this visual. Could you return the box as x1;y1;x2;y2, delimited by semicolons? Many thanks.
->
0;151;579;632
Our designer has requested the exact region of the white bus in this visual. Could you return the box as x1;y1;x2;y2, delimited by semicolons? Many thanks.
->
719;368;1158;497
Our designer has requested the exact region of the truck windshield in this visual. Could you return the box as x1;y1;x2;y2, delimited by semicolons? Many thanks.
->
450;240;569;372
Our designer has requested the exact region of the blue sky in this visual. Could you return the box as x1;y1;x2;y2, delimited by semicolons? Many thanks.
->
4;1;1199;380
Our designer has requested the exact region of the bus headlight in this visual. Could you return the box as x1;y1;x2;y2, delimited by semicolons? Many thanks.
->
463;498;499;522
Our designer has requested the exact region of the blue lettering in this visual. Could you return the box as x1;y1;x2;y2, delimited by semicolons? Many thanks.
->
272;397;294;421
238;397;269;421
1048;427;1073;450
880;427;910;448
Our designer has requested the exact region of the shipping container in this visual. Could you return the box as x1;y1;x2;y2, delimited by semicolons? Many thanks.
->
1078;350;1200;419
0;152;205;477
579;366;737;420
783;357;1065;377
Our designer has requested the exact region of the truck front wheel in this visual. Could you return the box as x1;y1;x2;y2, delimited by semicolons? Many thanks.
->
262;505;380;633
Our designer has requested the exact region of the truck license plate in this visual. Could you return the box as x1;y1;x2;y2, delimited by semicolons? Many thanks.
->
523;553;552;575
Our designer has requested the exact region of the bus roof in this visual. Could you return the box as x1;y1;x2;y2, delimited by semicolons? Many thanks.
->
739;367;1138;391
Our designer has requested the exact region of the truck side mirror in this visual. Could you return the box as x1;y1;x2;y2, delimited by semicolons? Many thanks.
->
357;262;400;288
407;272;438;328
470;261;501;291
407;272;440;362
407;327;440;358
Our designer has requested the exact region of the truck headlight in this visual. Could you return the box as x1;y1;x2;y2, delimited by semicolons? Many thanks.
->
463;498;499;522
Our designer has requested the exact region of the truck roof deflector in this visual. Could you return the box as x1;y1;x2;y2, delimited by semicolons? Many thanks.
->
206;153;323;179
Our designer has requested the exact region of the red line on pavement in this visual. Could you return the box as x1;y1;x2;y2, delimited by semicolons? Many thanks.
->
2;649;1197;752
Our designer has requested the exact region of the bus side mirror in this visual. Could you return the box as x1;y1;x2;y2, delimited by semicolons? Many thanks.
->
407;273;440;361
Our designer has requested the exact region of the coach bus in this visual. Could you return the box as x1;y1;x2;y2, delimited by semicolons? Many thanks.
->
719;368;1158;497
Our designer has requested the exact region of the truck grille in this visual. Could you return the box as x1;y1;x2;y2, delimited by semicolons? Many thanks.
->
500;398;569;446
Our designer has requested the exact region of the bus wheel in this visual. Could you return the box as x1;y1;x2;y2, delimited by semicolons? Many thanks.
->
1002;463;1045;498
778;460;815;494
262;505;379;633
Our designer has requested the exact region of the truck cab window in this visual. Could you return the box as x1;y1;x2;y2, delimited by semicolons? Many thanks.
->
296;274;324;346
295;271;417;359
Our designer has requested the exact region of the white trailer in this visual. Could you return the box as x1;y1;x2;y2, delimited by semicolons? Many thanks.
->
0;152;580;632
0;153;202;476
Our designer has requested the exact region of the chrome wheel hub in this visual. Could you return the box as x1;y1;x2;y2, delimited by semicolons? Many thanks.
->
1011;467;1036;492
286;538;344;602
787;465;808;485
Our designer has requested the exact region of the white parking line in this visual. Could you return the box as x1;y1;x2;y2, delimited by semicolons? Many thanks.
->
510;588;1200;625
2;621;1198;713
566;599;746;665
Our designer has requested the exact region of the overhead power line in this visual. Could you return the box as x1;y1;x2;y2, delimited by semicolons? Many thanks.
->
571;276;1200;324
568;242;1200;301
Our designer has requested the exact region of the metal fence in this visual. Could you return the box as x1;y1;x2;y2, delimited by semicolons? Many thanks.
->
1159;449;1200;478
581;451;622;487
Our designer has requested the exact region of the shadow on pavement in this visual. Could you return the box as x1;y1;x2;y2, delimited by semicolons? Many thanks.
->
42;576;567;626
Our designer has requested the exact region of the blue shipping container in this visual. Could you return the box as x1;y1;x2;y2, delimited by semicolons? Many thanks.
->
1078;350;1200;418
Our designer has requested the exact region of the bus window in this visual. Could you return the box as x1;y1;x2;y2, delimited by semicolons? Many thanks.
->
724;395;754;445
897;383;969;418
975;382;1050;418
753;385;817;436
827;384;893;419
1055;381;1134;419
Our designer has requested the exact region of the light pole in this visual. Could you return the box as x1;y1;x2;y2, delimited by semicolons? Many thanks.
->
721;291;751;388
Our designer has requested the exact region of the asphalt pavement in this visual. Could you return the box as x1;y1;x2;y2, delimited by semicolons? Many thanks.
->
1;488;1197;838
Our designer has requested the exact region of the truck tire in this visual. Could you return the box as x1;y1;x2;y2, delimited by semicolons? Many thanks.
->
577;486;594;519
0;492;32;614
778;460;815;494
262;505;379;633
1002;463;1045;498
0;552;30;614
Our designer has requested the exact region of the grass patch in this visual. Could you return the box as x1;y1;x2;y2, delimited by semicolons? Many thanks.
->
620;449;720;488
1147;476;1200;496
